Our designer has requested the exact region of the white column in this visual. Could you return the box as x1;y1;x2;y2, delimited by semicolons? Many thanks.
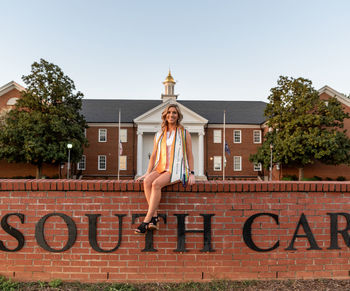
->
137;130;143;176
198;129;205;177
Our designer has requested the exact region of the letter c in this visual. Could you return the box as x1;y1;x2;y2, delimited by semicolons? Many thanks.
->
243;213;279;252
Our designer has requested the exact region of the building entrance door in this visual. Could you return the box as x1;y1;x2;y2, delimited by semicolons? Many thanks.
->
142;133;155;174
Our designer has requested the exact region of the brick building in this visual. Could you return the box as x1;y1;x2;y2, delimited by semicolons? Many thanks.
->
1;73;350;180
0;81;58;178
80;71;266;180
279;85;350;180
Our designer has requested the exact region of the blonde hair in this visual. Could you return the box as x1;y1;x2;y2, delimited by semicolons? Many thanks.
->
161;104;183;130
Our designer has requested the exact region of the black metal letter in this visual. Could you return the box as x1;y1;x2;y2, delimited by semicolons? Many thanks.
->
174;214;215;252
35;213;77;252
285;213;321;250
327;212;350;249
132;214;167;252
0;213;25;252
86;214;126;253
243;212;279;252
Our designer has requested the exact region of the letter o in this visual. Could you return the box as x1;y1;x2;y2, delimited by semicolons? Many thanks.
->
35;213;77;252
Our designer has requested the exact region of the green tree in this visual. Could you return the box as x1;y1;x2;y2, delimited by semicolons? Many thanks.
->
250;76;350;180
0;59;88;178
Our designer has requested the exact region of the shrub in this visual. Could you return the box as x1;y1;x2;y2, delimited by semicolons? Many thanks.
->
0;276;18;291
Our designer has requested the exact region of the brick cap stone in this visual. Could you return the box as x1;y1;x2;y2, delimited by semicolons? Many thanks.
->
0;179;348;192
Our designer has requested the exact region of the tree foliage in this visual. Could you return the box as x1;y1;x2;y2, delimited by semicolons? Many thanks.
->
0;59;88;178
250;76;350;180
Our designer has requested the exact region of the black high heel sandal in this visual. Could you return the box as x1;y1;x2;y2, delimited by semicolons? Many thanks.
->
134;221;150;234
149;216;159;230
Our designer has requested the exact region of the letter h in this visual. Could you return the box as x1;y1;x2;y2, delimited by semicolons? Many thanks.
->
174;214;215;252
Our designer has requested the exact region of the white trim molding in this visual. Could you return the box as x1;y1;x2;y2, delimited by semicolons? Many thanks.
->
0;81;25;97
319;85;350;107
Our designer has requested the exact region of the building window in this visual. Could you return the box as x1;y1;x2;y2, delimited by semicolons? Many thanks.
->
6;97;19;106
119;155;127;170
84;128;87;138
254;163;262;171
99;129;107;142
77;155;86;170
213;156;222;171
234;130;241;143
234;156;242;171
213;130;221;143
98;155;106;170
253;130;262;144
120;129;127;143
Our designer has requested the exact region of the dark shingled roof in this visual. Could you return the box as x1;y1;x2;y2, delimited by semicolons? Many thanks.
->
81;99;267;124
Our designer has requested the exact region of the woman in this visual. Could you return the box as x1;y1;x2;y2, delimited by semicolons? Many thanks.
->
135;104;196;234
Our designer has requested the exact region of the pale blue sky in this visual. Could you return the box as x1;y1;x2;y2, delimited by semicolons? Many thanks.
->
1;0;349;101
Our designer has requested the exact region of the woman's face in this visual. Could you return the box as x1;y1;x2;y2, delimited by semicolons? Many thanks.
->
166;106;179;125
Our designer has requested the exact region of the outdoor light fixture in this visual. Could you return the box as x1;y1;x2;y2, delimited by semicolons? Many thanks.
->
67;143;73;179
270;144;273;181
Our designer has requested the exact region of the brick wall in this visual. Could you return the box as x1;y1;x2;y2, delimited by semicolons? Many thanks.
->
0;88;22;113
206;128;263;179
1;180;350;282
83;126;135;179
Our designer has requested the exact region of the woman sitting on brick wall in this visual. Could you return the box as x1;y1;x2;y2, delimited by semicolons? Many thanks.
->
135;104;195;234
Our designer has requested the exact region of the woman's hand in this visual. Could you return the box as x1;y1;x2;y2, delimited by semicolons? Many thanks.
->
136;173;149;181
188;173;196;185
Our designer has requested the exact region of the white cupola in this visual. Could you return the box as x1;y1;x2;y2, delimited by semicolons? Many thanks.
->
161;70;178;102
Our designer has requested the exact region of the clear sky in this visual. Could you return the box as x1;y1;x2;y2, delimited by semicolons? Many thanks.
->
1;0;349;102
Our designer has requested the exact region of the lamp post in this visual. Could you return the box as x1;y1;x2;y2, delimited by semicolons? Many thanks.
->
269;143;273;181
67;143;72;179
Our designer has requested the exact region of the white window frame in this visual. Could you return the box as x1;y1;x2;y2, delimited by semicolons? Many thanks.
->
119;155;127;170
254;163;262;171
6;97;19;106
213;130;222;143
253;130;262;144
77;155;86;170
120;129;127;143
213;156;222;171
99;129;107;142
98;155;107;170
234;156;242;171
233;130;241;143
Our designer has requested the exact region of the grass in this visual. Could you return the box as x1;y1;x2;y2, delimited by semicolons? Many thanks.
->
0;277;259;291
2;276;350;291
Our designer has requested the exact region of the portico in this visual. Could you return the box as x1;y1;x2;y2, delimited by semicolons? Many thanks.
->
134;71;208;180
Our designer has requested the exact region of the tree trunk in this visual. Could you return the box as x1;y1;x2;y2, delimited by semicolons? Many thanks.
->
36;164;42;179
298;167;304;181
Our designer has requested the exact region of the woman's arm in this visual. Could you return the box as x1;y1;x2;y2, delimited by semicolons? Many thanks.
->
136;134;158;180
185;130;195;185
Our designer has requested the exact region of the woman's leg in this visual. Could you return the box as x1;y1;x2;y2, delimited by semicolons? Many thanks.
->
143;171;160;206
144;172;171;222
